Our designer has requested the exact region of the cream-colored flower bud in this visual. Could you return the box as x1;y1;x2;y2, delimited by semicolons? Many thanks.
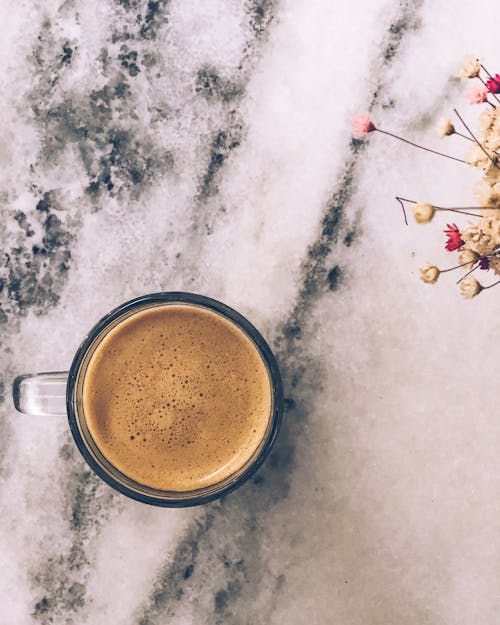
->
437;118;455;138
460;275;482;299
413;202;435;224
458;248;479;269
420;264;440;284
459;56;481;79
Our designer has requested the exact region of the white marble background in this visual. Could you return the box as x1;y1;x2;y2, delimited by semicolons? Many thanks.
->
1;0;500;623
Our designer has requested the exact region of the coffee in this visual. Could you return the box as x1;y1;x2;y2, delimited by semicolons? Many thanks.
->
82;304;272;491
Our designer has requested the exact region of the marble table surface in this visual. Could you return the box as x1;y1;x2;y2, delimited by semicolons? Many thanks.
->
2;1;500;623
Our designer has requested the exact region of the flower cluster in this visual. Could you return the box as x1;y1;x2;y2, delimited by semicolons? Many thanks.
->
352;56;500;299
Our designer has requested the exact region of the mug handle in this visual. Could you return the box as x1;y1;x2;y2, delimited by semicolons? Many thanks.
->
12;372;68;416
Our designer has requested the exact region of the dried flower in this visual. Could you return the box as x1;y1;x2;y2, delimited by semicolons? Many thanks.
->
467;84;488;105
354;56;500;298
352;115;375;138
460;275;482;298
486;74;500;93
461;223;495;255
444;223;464;252
420;264;440;284
485;132;500;152
479;108;497;134
481;216;500;243
413;202;435;224
437;118;455;138
458;248;479;269
489;256;500;275
459;56;481;79
466;144;490;169
475;178;500;207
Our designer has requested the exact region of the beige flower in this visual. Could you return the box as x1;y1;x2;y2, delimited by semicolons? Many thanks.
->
475;179;500;208
436;118;455;138
420;264;440;284
413;202;435;224
460;275;482;299
466;145;491;170
479;108;497;136
485;167;500;183
481;110;500;153
489;256;500;275
479;216;500;245
485;135;500;152
458;248;479;269
491;258;500;275
461;223;495;255
459;56;481;79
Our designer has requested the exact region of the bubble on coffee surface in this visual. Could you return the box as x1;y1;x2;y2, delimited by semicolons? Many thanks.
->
82;304;272;491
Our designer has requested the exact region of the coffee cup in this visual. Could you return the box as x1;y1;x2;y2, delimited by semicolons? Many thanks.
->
13;292;283;507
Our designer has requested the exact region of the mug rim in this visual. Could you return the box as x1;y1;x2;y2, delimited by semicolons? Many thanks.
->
66;292;283;507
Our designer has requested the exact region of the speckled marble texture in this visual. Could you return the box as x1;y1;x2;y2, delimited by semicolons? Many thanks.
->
2;1;500;623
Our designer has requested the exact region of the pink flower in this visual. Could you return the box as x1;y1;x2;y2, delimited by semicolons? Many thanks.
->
352;114;375;138
486;74;500;93
467;84;488;105
444;224;464;252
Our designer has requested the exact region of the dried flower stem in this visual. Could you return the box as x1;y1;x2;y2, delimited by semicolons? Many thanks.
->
455;251;500;284
456;263;480;284
453;108;500;169
481;64;494;79
395;196;408;225
375;129;469;164
441;260;480;275
395;196;499;220
482;279;500;290
455;131;474;142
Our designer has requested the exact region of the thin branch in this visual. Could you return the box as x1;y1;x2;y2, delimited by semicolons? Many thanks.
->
395;196;408;225
454;131;474;142
456;263;480;284
481;64;494;79
439;260;479;275
453;108;500;170
395;196;500;219
376;129;469;164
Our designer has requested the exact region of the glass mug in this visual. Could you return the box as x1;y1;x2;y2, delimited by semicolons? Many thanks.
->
13;292;283;507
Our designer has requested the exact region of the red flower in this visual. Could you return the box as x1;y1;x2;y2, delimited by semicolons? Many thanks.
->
486;74;500;94
444;224;464;252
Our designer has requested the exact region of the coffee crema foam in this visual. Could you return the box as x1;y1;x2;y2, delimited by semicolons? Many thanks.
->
82;304;272;491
